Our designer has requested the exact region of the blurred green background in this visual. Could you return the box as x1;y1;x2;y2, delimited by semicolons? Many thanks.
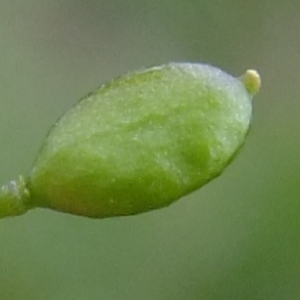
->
1;1;299;299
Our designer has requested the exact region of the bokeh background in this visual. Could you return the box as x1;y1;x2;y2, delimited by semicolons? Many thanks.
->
0;1;299;299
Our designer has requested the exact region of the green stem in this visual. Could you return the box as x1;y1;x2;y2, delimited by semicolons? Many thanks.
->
0;176;30;218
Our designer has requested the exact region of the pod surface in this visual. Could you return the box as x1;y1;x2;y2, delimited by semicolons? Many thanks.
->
27;63;254;218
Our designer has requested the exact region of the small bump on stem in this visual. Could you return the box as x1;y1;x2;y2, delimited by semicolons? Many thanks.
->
241;69;261;96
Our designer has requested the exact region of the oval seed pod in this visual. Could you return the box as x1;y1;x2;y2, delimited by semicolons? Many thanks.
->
0;63;260;219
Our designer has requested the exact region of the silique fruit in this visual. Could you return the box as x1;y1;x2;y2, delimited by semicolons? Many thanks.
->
0;63;261;219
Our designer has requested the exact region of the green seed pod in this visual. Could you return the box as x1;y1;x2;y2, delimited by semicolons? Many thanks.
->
0;63;260;219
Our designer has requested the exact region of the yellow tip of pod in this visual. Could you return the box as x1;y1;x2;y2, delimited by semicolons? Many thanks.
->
241;69;261;96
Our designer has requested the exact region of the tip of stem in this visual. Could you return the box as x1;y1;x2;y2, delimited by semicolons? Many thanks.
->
241;69;261;96
0;176;30;219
